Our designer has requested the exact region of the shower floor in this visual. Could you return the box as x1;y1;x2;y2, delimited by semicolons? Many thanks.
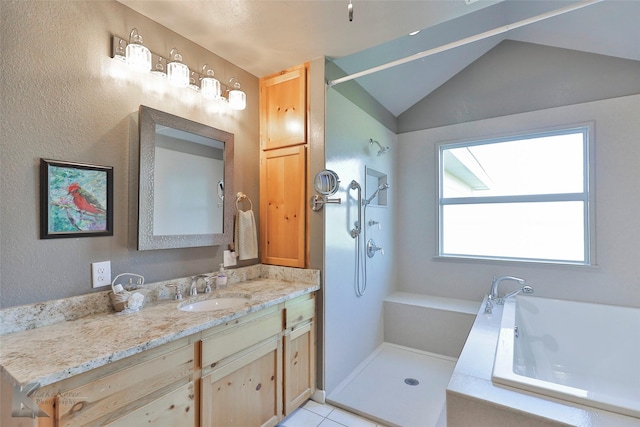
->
327;343;456;427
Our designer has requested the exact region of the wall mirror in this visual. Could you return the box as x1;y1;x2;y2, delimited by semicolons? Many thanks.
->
314;169;340;196
138;105;234;250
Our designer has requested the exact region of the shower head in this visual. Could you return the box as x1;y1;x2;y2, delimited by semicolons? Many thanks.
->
369;138;391;156
363;182;390;205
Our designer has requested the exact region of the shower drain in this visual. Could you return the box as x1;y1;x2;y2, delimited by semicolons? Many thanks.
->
404;378;419;386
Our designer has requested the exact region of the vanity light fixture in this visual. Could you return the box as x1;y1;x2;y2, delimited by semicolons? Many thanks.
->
227;78;246;110
188;71;200;92
167;48;190;87
200;66;221;99
151;57;166;77
113;38;127;63
111;31;247;111
125;28;152;73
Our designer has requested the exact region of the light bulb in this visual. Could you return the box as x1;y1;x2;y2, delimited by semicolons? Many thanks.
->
125;29;151;73
228;80;246;110
201;67;221;100
167;48;189;87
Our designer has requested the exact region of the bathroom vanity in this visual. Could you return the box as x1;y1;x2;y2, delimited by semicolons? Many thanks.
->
0;266;319;427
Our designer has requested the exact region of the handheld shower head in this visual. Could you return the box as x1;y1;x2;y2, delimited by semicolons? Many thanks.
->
369;139;391;156
363;182;390;205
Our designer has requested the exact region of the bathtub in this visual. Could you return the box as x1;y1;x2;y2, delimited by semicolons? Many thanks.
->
492;295;640;419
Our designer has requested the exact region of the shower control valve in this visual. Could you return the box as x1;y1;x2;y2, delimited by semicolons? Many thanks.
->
366;239;384;258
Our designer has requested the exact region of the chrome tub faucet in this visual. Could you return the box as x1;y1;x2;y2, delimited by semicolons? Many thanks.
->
484;275;534;314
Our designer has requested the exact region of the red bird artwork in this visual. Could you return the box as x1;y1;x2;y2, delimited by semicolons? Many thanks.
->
67;183;106;216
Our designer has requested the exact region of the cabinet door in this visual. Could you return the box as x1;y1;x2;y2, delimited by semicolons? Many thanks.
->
201;338;282;427
260;145;306;267
103;382;195;427
260;65;307;150
283;322;315;415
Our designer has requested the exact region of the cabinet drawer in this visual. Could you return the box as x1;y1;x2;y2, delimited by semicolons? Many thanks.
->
285;295;315;330
104;381;195;427
201;310;282;368
57;344;194;427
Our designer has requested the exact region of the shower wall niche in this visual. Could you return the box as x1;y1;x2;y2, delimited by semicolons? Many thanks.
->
365;167;388;207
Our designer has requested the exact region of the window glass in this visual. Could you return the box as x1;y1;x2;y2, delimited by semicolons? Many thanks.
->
439;127;590;264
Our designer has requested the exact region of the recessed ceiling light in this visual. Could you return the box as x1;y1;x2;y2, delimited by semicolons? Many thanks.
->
409;30;420;36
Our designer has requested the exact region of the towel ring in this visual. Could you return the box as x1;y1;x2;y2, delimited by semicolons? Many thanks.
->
236;192;253;211
217;180;224;200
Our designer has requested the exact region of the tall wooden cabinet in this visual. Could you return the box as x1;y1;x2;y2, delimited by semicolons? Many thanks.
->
260;63;309;268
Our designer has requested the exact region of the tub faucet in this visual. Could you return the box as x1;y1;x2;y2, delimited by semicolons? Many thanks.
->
490;276;526;300
485;276;531;314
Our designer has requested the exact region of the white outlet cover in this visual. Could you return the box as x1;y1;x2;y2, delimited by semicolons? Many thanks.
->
91;260;112;288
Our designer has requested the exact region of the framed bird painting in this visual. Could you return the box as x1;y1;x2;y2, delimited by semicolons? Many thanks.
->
40;159;114;238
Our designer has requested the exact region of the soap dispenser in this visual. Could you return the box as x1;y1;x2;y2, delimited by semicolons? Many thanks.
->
216;264;228;289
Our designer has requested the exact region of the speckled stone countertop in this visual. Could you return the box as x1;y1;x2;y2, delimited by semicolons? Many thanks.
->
0;265;320;389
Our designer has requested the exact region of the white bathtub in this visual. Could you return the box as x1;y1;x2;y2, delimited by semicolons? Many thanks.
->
492;295;640;419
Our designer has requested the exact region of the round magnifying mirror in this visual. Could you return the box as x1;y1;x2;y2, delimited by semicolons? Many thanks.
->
314;170;340;196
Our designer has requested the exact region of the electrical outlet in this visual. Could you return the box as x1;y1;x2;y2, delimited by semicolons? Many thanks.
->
91;261;111;288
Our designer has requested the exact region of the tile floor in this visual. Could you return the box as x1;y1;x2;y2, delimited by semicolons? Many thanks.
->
278;400;388;427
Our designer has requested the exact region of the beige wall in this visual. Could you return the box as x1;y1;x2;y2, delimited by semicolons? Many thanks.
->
396;94;640;308
0;1;260;308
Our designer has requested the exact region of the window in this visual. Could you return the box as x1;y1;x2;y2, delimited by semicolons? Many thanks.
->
438;126;592;264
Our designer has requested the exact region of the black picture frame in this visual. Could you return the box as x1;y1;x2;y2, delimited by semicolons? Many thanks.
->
40;159;114;239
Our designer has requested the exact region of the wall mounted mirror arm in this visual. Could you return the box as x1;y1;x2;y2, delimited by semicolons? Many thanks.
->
311;169;342;211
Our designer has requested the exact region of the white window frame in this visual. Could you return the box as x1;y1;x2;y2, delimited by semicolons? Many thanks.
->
437;124;595;265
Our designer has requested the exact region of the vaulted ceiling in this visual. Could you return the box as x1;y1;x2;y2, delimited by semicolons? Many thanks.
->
119;0;640;116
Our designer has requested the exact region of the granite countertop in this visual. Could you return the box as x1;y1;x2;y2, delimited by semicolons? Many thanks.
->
0;268;319;389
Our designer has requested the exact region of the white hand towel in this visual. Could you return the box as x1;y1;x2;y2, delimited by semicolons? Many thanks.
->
235;209;258;260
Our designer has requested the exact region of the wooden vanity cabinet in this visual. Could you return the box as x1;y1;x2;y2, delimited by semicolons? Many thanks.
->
7;293;316;427
283;293;316;416
36;337;196;427
200;307;283;427
199;293;317;426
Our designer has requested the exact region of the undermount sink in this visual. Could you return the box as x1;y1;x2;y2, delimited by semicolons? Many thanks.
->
178;297;250;312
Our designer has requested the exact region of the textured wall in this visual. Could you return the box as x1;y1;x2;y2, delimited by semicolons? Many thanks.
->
396;94;640;307
0;1;260;308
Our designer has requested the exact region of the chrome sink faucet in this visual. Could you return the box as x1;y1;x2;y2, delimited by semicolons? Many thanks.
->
190;275;210;296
